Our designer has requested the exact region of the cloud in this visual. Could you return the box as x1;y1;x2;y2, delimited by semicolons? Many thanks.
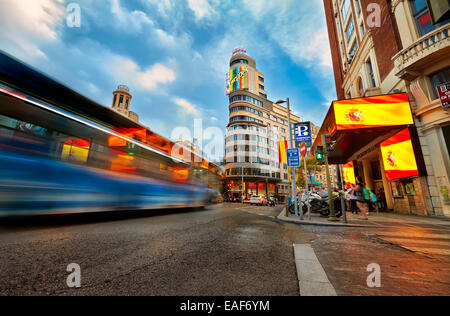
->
242;0;332;71
173;97;199;116
0;0;65;59
107;55;176;92
187;0;215;21
142;0;173;17
110;0;153;32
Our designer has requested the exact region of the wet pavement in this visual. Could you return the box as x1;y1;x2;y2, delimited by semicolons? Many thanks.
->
0;203;448;296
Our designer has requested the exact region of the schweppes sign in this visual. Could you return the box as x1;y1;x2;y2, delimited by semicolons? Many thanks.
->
225;66;249;95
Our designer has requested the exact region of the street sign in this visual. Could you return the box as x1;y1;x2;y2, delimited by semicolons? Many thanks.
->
287;148;301;167
437;82;450;108
299;142;307;157
294;122;312;147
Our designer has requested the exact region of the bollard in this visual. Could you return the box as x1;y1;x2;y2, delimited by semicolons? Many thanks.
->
340;192;347;224
285;198;289;217
299;194;303;220
306;191;311;221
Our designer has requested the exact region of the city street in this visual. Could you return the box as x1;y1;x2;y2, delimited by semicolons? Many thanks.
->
0;204;448;296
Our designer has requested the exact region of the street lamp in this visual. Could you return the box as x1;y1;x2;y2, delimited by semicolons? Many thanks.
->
276;98;299;217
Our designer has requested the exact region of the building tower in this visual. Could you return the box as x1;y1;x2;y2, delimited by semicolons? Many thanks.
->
224;49;300;202
111;85;139;122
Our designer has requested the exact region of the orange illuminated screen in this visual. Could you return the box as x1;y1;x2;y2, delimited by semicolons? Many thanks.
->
333;93;413;130
343;161;356;187
61;139;90;163
380;128;419;181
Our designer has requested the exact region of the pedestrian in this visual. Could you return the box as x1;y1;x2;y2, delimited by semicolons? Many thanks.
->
347;184;358;214
354;176;369;220
377;189;387;210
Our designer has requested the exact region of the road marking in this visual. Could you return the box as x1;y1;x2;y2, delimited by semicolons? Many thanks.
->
293;244;337;296
380;237;450;247
372;231;450;256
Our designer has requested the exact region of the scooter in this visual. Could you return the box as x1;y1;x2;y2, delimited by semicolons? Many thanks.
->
289;194;342;218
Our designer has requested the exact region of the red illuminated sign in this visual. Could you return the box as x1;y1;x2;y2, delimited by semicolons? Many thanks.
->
437;82;450;108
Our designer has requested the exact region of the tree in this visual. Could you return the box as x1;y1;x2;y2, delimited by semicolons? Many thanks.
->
296;158;323;189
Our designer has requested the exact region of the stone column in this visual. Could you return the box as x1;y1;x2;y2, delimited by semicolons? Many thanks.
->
362;160;375;191
378;149;394;210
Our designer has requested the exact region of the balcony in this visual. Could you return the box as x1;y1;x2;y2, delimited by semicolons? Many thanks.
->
393;24;450;81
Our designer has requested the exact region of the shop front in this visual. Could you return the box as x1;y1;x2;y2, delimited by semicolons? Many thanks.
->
314;93;432;216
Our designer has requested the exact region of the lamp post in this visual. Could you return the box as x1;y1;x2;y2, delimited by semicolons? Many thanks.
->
321;134;339;222
241;166;245;204
276;98;298;217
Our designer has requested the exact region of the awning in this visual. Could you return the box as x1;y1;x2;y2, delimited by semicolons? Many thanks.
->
313;93;414;164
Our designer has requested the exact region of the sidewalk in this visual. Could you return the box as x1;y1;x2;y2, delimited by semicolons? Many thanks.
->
276;208;450;229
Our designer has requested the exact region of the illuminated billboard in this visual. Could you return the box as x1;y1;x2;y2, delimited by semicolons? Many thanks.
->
380;128;419;181
343;161;356;187
61;139;90;163
225;66;249;95
333;93;413;130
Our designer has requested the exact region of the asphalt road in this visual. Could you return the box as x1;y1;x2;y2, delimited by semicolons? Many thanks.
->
0;204;315;296
0;203;449;296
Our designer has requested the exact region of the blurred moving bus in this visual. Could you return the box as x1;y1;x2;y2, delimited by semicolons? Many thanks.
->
0;52;222;216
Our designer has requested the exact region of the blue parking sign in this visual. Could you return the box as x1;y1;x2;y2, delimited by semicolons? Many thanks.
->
287;148;300;167
294;122;312;146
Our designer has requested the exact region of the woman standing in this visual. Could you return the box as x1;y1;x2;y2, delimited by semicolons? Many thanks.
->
354;176;369;220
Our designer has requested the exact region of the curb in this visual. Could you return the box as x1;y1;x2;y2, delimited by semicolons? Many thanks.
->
276;209;378;228
293;244;337;296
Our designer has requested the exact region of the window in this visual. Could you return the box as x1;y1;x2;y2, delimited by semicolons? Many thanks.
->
259;92;267;98
229;95;263;107
118;95;124;108
346;18;355;43
258;76;264;82
230;59;249;67
337;20;342;38
230;106;263;116
359;21;365;37
355;0;362;15
281;128;286;134
341;0;351;21
410;0;450;36
367;58;376;87
259;84;264;90
357;77;364;96
349;41;358;59
430;67;450;99
230;116;263;124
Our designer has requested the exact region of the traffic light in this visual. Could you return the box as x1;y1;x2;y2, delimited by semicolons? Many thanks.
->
324;134;335;151
316;146;324;161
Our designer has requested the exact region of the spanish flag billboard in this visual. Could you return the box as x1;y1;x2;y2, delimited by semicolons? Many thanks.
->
334;93;413;130
343;161;356;187
380;128;419;181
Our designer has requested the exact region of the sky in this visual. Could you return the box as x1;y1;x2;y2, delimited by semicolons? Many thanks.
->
0;0;337;159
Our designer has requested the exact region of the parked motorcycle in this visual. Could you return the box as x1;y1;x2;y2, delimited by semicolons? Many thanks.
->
289;194;343;218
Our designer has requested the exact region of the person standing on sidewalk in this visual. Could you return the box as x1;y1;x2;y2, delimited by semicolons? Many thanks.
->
345;184;358;214
354;176;369;220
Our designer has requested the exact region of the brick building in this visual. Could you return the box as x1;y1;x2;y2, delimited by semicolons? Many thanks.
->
321;0;450;216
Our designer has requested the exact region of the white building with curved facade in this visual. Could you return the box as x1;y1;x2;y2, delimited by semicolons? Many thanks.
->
224;50;301;201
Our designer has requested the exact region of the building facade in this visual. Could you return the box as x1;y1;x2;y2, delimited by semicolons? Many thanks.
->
224;50;301;201
323;0;450;216
112;85;139;122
